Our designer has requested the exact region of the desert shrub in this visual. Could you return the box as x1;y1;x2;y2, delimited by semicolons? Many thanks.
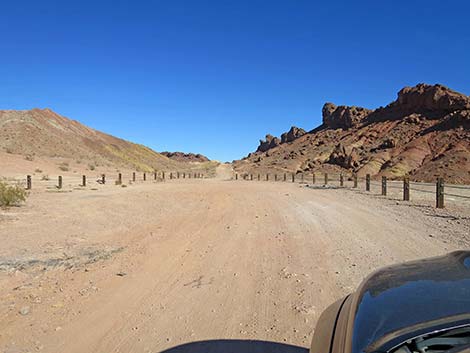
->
5;148;13;154
35;168;42;173
88;164;96;171
41;174;50;181
0;181;27;207
24;154;34;161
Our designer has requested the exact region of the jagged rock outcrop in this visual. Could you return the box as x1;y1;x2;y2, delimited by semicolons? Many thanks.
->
257;134;280;153
256;126;306;153
322;103;372;129
281;126;306;143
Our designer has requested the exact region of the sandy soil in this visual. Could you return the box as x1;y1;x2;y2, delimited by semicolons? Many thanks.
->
1;165;469;353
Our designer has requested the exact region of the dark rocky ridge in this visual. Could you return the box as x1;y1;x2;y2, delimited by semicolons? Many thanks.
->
161;151;210;163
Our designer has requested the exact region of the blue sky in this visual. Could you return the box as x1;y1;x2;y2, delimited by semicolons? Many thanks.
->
1;1;469;162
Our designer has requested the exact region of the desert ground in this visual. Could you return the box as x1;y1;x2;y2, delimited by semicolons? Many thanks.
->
1;164;469;353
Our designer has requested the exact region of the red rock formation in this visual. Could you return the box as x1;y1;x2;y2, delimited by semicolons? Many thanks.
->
235;83;470;183
322;103;372;129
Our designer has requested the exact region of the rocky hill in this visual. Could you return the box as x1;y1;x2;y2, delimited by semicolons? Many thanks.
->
161;152;210;163
234;84;470;183
0;108;206;172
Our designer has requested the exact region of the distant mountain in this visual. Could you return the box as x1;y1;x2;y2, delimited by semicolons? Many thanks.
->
0;108;197;172
234;83;470;183
161;152;210;163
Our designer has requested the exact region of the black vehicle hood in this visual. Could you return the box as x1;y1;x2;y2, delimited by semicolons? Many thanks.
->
347;251;470;353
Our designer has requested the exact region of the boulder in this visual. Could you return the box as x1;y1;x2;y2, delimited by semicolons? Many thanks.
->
326;143;360;168
378;138;397;150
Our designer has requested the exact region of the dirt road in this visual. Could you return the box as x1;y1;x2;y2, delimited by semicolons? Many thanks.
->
1;172;469;353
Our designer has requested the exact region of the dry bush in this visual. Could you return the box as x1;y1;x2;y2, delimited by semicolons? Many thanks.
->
35;168;43;173
0;181;27;207
41;175;50;181
24;154;34;161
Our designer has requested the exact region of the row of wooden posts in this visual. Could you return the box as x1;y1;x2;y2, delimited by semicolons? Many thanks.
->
25;171;204;190
235;172;446;209
235;172;353;186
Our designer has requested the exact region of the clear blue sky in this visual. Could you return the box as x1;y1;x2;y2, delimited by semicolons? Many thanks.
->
1;1;469;162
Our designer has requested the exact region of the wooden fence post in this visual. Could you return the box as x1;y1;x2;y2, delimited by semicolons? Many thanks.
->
82;175;86;187
154;172;157;180
143;172;146;181
257;174;260;181
58;176;62;189
275;174;278;182
194;173;197;178
177;172;180;179
382;176;387;196
118;173;122;185
26;175;32;190
162;171;165;180
353;174;358;188
324;173;328;185
301;174;304;183
284;173;287;182
366;174;371;191
436;177;445;209
102;174;106;184
312;173;316;184
250;174;253;180
340;173;344;187
292;173;295;183
132;172;136;182
266;174;269;181
403;177;410;201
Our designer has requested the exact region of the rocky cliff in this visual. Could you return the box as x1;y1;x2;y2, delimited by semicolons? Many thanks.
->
234;83;470;183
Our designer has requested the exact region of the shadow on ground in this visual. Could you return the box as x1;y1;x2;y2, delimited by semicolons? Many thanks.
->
160;339;309;353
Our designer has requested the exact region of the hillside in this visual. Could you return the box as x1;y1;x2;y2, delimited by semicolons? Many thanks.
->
234;83;470;183
0;108;213;173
